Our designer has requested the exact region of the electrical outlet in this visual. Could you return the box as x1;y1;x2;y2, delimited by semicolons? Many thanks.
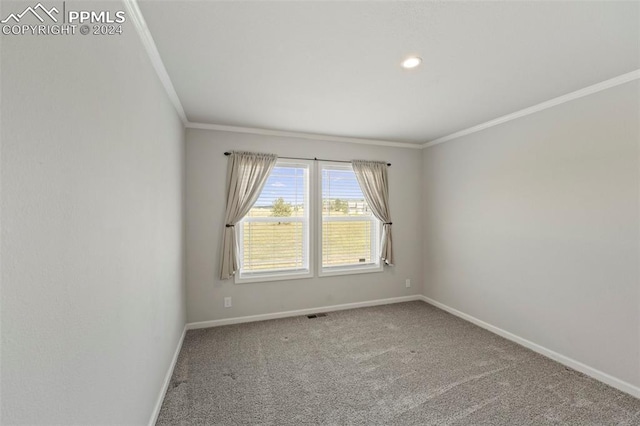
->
224;297;232;308
405;279;411;288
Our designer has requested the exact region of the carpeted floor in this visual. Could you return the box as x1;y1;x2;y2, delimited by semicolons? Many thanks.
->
157;301;640;425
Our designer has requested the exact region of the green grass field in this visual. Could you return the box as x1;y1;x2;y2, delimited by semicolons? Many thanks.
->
242;206;375;271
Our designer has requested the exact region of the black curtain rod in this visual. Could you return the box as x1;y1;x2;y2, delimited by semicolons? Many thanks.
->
223;152;390;166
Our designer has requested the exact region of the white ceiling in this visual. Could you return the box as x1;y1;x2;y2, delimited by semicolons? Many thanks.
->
139;1;639;145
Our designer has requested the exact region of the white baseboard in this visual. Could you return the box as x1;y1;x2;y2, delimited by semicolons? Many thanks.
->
186;295;422;330
418;295;640;399
148;325;187;426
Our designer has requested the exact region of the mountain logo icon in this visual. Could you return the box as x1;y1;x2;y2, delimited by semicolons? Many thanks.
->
1;3;59;24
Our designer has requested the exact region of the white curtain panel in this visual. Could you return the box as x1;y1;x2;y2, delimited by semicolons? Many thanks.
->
220;151;277;280
352;160;394;266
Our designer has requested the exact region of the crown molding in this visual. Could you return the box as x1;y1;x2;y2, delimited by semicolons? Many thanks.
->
123;0;188;124
124;0;420;150
423;69;640;148
125;0;638;152
185;121;424;149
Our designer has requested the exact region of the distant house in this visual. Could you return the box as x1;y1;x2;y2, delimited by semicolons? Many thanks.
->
347;200;370;214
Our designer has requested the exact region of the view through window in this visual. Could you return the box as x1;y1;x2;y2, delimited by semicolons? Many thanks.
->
321;163;379;272
239;161;310;277
237;160;381;281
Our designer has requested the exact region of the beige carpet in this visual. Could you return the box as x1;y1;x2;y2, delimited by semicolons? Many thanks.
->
157;301;640;425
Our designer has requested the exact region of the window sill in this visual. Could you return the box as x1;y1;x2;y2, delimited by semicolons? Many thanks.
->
319;263;383;278
234;269;313;284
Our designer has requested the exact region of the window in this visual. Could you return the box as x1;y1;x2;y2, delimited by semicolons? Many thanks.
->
319;162;381;276
236;160;312;283
235;160;383;283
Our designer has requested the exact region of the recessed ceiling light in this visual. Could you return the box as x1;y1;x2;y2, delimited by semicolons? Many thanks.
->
401;56;422;69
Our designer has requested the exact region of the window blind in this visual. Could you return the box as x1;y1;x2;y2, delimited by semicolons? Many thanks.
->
321;164;379;269
239;162;309;275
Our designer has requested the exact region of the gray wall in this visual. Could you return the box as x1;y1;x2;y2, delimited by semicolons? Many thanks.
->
422;81;640;388
185;129;422;323
0;2;186;424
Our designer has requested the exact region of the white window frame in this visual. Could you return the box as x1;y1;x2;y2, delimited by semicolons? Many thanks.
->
235;159;314;284
317;161;383;277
